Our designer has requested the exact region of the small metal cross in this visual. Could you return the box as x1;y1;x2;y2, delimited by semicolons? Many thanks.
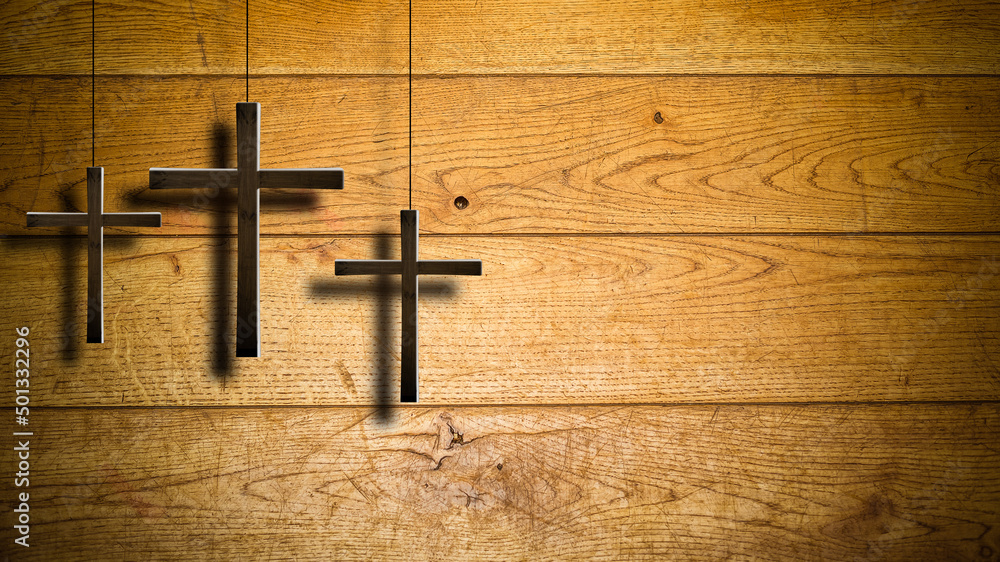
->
150;102;344;357
335;210;482;402
27;167;162;343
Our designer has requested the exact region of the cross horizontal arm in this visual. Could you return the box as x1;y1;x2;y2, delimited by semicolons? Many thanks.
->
27;212;162;228
150;168;343;190
418;260;482;276
334;259;483;276
27;212;87;227
104;213;162;227
335;260;402;276
259;169;344;190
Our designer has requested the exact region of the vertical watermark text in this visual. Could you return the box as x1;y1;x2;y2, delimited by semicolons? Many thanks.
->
12;326;32;548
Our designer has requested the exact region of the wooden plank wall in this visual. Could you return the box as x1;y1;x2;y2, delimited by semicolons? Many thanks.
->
1;0;999;559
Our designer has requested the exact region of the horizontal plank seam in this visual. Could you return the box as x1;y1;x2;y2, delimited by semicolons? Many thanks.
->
22;400;1000;410
6;232;1000;240
2;73;1000;80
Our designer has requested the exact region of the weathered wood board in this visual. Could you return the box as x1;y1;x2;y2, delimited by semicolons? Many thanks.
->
2;235;997;406
3;76;998;235
3;0;998;75
0;405;997;559
2;0;999;559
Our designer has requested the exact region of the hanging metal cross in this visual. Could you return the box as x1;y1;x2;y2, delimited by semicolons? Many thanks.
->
27;167;162;343
335;210;482;402
150;102;344;357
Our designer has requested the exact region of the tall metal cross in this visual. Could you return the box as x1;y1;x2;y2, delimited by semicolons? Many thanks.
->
150;102;344;357
335;210;482;402
27;167;162;343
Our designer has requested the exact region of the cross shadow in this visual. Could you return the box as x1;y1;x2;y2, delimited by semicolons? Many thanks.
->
40;175;87;360
126;122;236;379
309;235;456;424
103;235;145;340
7;232;85;361
260;190;320;208
208;123;235;379
59;230;82;361
3;232;89;361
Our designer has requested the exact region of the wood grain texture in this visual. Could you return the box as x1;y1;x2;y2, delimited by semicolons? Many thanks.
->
3;1;998;558
2;235;997;406
413;0;1000;75
0;0;404;75
3;0;998;75
0;404;996;559
3;76;998;236
1;76;407;236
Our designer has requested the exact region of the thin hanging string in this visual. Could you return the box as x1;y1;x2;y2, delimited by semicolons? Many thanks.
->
91;0;95;167
246;0;249;101
408;0;412;210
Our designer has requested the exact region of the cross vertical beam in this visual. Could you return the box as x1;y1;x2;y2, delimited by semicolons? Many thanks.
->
237;102;261;357
401;210;419;402
87;167;104;343
334;210;482;402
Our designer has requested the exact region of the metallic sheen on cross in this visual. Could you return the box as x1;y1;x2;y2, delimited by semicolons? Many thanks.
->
149;102;344;357
335;210;482;402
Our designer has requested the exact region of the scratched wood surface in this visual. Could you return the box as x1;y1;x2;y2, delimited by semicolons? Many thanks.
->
2;235;997;406
0;405;997;560
3;0;1000;559
3;76;999;236
3;0;999;75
